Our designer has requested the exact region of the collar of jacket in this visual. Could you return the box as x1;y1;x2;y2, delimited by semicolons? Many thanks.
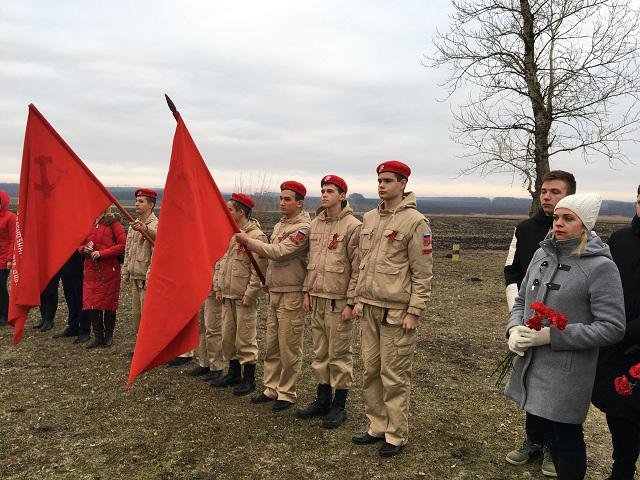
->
139;211;157;225
241;218;261;233
540;236;581;257
632;214;640;237
317;203;354;222
378;192;417;216
280;210;311;224
533;209;553;228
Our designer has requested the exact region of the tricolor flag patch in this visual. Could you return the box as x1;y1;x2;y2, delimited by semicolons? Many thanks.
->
422;233;433;254
290;229;308;245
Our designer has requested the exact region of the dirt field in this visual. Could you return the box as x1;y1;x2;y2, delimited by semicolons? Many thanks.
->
0;215;632;479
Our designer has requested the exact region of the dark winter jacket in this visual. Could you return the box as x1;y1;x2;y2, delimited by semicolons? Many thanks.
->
504;209;553;288
0;190;16;267
592;215;640;420
505;233;626;424
78;212;126;311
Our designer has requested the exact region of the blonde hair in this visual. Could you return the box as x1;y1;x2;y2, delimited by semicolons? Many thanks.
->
572;228;589;256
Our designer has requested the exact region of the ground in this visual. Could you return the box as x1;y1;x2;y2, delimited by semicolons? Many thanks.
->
0;215;631;479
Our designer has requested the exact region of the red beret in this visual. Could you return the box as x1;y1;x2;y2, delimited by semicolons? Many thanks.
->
280;180;306;198
376;160;411;179
135;188;158;199
321;174;348;193
230;192;255;209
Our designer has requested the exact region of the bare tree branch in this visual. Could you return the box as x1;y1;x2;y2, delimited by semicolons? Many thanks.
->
428;0;640;213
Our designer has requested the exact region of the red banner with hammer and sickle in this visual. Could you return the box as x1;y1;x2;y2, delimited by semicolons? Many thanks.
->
9;105;114;343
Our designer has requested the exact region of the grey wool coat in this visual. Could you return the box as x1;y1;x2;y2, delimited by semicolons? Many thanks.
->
505;233;626;424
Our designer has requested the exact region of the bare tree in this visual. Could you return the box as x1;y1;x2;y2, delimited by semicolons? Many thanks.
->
429;0;640;213
233;171;277;213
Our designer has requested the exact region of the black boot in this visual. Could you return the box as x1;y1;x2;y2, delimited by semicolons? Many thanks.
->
322;389;348;428
39;321;54;332
102;311;116;347
86;311;104;349
211;359;241;387
233;363;256;396
296;384;332;419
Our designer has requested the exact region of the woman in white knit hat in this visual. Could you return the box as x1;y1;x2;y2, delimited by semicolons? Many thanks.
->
504;193;626;479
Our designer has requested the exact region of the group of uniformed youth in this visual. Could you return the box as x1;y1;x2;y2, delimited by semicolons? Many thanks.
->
128;160;432;459
3;160;637;475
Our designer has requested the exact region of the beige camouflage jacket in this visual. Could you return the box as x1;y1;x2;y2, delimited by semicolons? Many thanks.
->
303;204;361;303
214;219;268;302
355;192;433;317
247;211;311;293
122;212;159;280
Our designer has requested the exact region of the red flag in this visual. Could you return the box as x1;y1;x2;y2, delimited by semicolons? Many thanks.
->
127;113;236;384
9;105;114;343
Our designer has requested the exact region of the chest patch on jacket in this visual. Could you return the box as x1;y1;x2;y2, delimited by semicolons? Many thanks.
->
328;233;339;250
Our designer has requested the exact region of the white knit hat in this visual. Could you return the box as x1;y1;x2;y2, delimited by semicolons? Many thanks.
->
554;193;602;231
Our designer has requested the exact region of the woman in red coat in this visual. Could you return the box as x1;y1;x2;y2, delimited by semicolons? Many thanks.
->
0;190;16;327
78;207;126;348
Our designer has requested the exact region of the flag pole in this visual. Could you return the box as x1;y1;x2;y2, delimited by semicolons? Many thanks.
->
27;104;154;246
164;94;266;285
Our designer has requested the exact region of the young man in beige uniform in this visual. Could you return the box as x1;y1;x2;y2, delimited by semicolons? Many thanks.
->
211;193;268;396
187;265;225;382
235;181;310;412
352;161;433;457
122;188;159;348
297;175;361;428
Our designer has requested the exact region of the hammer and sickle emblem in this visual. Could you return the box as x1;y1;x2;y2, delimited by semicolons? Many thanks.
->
33;155;63;198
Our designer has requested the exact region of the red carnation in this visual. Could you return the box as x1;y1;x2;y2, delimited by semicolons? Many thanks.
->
629;363;640;380
493;302;568;387
551;313;568;331
530;302;546;314
615;375;634;396
526;315;543;331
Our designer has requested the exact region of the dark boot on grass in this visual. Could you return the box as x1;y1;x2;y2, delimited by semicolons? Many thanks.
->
188;366;211;377
211;359;241;387
201;369;223;382
322;389;348;428
39;321;54;332
86;312;104;349
296;384;332;419
233;363;256;396
102;311;116;347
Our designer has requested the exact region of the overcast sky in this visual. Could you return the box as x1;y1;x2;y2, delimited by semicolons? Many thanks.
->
1;1;638;201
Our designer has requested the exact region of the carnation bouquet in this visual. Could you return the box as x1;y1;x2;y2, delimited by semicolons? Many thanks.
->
492;302;568;386
614;364;640;396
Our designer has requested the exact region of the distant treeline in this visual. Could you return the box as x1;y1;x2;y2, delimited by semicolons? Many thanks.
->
0;183;635;217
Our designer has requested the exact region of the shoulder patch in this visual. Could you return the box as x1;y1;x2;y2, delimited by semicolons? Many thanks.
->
422;232;433;254
289;229;308;245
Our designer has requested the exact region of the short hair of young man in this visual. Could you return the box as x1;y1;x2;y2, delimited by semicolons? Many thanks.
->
541;170;577;195
232;200;252;219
